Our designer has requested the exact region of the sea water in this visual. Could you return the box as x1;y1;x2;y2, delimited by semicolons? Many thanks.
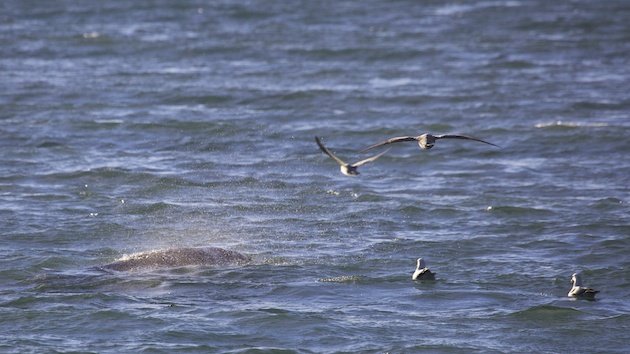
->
1;1;629;352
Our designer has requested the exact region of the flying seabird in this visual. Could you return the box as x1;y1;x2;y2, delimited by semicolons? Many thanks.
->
412;257;436;281
568;273;599;300
315;136;389;176
361;132;499;152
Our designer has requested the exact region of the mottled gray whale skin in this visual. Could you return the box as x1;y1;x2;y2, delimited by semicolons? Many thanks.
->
102;247;251;271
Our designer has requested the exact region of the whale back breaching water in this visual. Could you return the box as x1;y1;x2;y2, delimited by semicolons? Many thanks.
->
102;247;251;271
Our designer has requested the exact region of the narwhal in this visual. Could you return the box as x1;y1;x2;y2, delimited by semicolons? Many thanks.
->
101;247;251;271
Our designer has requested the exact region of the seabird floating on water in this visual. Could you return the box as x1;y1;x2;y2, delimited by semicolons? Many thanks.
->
568;272;599;300
315;136;389;176
362;132;499;152
412;257;436;281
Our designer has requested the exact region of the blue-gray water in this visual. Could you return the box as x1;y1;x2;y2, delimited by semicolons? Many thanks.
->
2;1;630;352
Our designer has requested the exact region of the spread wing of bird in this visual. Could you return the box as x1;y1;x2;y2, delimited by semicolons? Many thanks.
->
315;136;347;166
435;134;499;147
351;148;390;167
360;136;418;152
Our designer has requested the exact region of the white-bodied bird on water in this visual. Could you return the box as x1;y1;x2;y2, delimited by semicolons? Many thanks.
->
315;136;389;176
568;272;599;300
362;132;499;152
412;257;436;281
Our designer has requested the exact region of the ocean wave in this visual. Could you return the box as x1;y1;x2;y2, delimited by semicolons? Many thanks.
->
535;121;609;129
435;1;522;16
369;78;414;88
510;304;583;321
317;275;365;283
590;197;624;210
93;119;124;125
485;205;553;217
124;201;174;215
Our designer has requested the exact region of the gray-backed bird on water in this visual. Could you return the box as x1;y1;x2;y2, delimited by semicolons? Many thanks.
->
315;136;389;176
361;132;499;152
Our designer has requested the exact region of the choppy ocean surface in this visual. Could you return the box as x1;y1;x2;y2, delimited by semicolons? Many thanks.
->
1;1;629;352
